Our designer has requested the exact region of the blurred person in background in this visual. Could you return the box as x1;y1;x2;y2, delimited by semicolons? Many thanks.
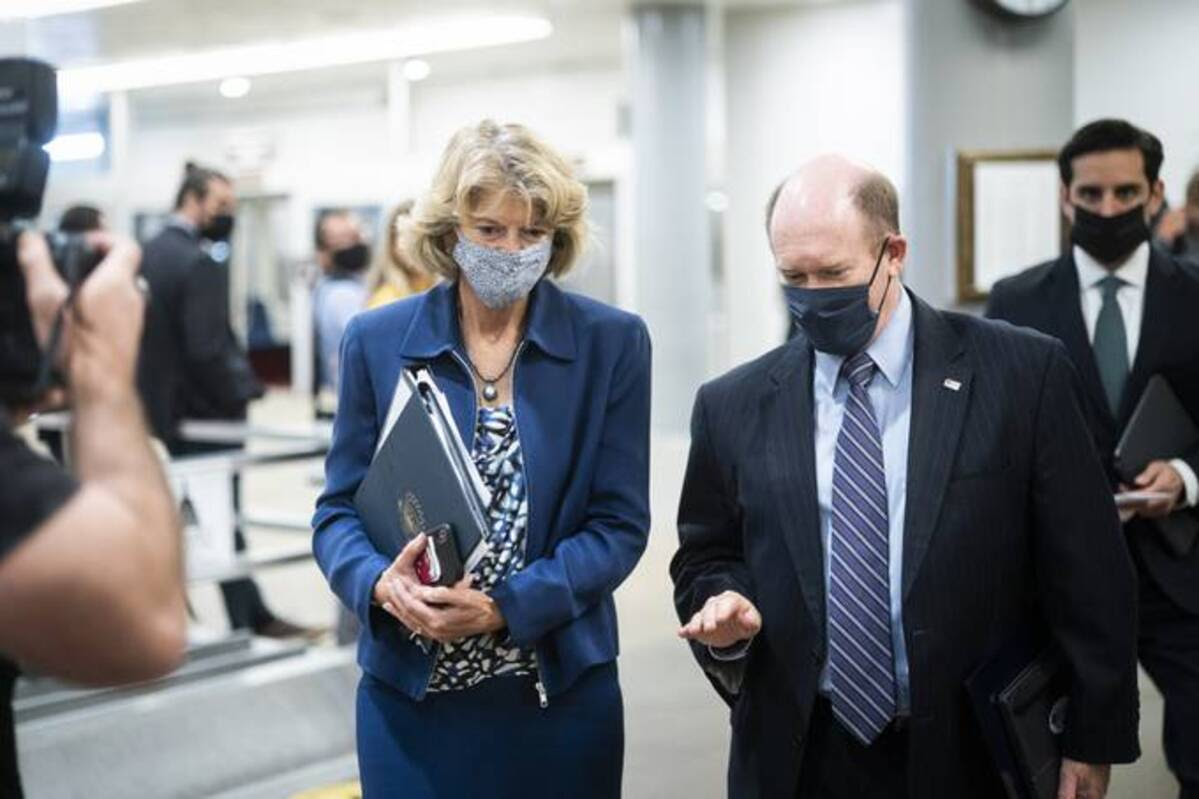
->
312;209;370;397
139;161;317;640
1154;168;1199;264
312;120;651;798
0;231;187;799
363;200;436;310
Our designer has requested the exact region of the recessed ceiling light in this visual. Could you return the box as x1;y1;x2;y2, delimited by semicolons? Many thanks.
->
0;0;145;20
219;76;252;99
402;59;432;82
57;15;553;96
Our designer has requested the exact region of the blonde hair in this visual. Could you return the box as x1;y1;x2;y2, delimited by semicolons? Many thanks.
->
364;200;435;298
403;120;589;280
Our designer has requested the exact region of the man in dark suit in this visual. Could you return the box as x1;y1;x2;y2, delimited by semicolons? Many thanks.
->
139;162;317;640
987;119;1199;799
671;155;1140;798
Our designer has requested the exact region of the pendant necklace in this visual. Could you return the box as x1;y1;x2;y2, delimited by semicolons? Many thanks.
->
465;342;522;403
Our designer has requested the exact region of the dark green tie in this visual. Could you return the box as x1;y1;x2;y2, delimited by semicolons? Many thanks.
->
1093;275;1129;414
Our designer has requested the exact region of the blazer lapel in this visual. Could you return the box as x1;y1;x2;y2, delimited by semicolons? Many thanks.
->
1045;255;1117;430
765;340;826;628
1120;248;1176;425
902;296;971;600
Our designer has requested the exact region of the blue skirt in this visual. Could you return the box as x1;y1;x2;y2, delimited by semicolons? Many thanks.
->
356;662;623;798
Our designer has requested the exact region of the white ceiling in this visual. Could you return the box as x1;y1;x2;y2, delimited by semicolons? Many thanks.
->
7;0;828;116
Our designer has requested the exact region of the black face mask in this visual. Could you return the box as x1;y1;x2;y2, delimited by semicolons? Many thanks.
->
782;237;891;356
202;214;235;243
331;242;371;273
1070;204;1149;265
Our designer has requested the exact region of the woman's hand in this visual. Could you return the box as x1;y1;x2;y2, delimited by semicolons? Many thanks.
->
373;534;506;643
407;579;506;643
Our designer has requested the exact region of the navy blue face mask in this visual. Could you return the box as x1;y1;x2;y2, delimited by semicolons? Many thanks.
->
782;236;892;356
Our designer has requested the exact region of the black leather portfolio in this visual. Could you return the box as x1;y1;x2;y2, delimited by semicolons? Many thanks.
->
967;640;1069;799
1114;374;1199;555
353;368;489;572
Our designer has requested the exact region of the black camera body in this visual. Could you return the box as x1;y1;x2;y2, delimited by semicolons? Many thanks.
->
0;57;102;407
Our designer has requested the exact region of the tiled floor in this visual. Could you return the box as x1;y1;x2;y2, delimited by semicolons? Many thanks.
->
185;391;1178;798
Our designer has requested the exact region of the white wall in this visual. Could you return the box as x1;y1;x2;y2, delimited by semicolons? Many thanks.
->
1075;0;1199;205
722;0;904;369
42;65;627;265
905;0;1074;310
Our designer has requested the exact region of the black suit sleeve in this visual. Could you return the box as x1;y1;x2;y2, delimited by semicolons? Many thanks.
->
982;284;1006;321
1031;341;1140;764
180;258;262;416
671;385;755;699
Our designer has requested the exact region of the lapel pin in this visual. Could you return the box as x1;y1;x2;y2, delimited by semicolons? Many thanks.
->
943;378;962;392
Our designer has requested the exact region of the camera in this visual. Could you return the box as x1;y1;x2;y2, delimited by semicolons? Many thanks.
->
0;57;103;407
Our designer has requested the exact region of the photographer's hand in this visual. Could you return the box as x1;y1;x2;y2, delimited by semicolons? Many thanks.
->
15;231;143;408
63;233;144;401
15;231;68;348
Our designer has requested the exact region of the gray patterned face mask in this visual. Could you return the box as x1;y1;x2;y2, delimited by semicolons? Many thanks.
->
452;234;552;309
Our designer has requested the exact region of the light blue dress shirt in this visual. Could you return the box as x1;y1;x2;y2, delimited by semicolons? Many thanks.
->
313;274;367;392
813;287;914;715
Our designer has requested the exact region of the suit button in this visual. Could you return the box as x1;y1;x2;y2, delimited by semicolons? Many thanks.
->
811;649;822;665
792;732;804;748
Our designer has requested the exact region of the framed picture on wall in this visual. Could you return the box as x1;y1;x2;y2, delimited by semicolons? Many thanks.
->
956;149;1068;304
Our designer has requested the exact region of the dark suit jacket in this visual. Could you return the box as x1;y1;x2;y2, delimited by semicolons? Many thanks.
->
671;291;1140;799
987;248;1199;614
137;223;262;451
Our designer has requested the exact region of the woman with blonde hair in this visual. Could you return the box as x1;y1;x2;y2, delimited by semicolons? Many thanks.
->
312;120;651;797
362;200;436;309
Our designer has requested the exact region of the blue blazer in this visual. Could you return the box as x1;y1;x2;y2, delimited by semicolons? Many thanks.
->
312;280;652;700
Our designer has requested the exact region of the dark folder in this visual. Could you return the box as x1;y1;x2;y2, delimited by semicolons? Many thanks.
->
353;369;489;571
1114;375;1199;555
967;640;1069;799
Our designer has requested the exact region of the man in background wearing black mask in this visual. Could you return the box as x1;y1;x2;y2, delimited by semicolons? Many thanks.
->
311;209;370;399
138;161;318;640
988;119;1199;799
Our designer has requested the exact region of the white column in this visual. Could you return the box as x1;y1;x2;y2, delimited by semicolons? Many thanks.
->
386;61;412;161
629;4;711;433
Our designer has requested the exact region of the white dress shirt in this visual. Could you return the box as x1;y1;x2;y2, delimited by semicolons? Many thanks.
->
1074;243;1199;507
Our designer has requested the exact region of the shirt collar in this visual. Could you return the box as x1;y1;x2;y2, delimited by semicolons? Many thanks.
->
813;285;914;393
398;279;577;362
1074;241;1149;291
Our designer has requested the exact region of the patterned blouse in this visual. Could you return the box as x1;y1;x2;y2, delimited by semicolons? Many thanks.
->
427;405;538;692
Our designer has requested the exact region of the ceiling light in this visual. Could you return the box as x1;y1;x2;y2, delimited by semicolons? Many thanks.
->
219;76;252;99
401;59;432;82
57;15;553;95
44;132;106;162
0;0;145;20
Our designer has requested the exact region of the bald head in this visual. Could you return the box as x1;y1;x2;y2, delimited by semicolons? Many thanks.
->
765;155;899;253
769;156;908;348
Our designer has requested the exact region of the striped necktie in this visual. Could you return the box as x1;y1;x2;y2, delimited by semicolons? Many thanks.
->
827;351;897;745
